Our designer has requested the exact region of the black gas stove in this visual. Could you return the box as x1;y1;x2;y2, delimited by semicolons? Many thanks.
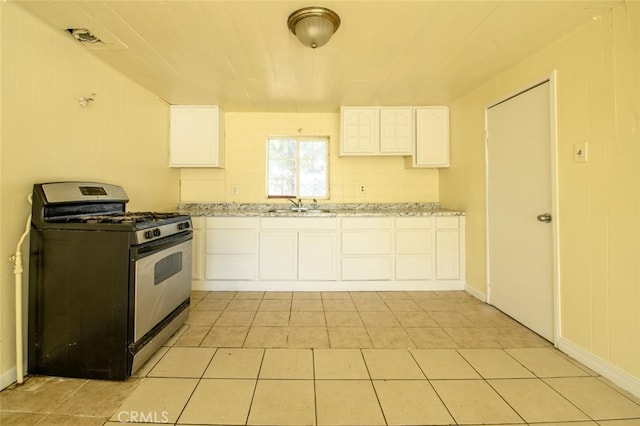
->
28;181;192;380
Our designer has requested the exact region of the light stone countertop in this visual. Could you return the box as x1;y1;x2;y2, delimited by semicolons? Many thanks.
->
179;202;465;217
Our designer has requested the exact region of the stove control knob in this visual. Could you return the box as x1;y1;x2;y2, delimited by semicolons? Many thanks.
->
144;230;154;239
153;228;161;237
178;221;191;230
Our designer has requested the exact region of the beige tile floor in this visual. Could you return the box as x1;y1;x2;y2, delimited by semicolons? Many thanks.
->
2;290;640;425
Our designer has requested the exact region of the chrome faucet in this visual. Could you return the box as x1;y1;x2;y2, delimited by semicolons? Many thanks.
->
289;198;302;209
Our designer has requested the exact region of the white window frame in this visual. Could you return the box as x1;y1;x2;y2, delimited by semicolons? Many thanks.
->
266;136;329;199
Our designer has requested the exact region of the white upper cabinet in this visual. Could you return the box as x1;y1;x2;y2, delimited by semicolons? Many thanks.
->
341;106;448;163
169;105;225;167
340;107;413;156
414;106;449;167
340;107;379;155
379;107;414;154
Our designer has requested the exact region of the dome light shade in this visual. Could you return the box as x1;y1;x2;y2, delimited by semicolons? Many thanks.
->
287;7;340;49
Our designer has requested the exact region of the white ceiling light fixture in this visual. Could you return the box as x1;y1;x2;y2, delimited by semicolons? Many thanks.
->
287;6;340;49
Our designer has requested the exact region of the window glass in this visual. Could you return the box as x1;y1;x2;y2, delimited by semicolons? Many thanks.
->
267;137;329;198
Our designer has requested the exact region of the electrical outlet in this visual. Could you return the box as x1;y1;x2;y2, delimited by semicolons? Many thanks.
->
359;185;366;193
574;142;588;163
231;185;239;195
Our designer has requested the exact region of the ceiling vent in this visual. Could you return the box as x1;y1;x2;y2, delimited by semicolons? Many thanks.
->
66;28;103;45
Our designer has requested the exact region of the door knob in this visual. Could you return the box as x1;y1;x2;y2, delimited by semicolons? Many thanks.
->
537;213;552;223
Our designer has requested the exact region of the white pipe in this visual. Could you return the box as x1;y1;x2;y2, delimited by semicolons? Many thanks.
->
10;195;32;385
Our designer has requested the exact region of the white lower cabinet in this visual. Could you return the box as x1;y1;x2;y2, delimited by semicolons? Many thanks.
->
298;232;338;280
204;217;259;280
259;231;298;280
342;217;393;280
195;214;464;289
395;217;435;280
435;217;463;279
191;217;205;281
260;218;339;281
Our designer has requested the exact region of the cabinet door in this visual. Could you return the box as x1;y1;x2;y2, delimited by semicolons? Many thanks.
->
380;107;414;154
414;107;449;167
436;229;460;279
340;107;379;155
170;105;224;167
192;230;204;280
299;232;337;280
191;218;205;280
259;232;298;280
396;256;433;280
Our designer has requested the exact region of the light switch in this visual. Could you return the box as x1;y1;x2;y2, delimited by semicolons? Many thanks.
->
574;142;588;163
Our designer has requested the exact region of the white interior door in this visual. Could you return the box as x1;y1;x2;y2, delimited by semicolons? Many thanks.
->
486;80;555;341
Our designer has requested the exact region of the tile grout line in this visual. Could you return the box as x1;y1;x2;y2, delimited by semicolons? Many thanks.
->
481;368;534;425
171;347;219;425
243;347;266;426
311;349;318;426
407;349;460;425
499;347;601;422
359;348;389;426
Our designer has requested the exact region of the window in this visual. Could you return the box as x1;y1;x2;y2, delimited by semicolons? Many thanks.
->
267;137;329;198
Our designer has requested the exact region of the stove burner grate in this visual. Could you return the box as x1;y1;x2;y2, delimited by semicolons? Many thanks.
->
74;211;181;224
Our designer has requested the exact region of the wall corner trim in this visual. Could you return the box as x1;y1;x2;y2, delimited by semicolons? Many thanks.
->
557;337;640;398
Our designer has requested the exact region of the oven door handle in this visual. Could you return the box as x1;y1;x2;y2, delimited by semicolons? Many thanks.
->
133;231;192;258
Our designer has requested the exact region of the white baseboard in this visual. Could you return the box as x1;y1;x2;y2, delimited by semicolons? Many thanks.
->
192;280;466;292
464;284;486;302
1;367;17;391
557;337;640;398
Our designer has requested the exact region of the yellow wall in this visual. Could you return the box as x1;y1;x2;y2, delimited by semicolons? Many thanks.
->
180;113;439;204
441;2;639;379
0;3;179;385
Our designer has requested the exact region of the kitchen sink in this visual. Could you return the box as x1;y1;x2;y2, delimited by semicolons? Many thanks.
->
305;209;332;214
267;208;332;215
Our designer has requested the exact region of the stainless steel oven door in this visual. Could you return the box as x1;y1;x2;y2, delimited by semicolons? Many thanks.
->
133;234;192;342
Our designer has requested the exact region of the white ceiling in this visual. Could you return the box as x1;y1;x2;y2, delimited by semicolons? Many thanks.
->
11;0;619;112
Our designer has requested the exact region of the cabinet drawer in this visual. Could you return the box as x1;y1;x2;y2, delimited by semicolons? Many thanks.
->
436;216;459;229
396;256;433;280
205;229;258;254
395;217;434;229
206;217;259;229
342;231;392;255
342;257;393;280
342;217;392;229
205;255;257;280
396;230;433;254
